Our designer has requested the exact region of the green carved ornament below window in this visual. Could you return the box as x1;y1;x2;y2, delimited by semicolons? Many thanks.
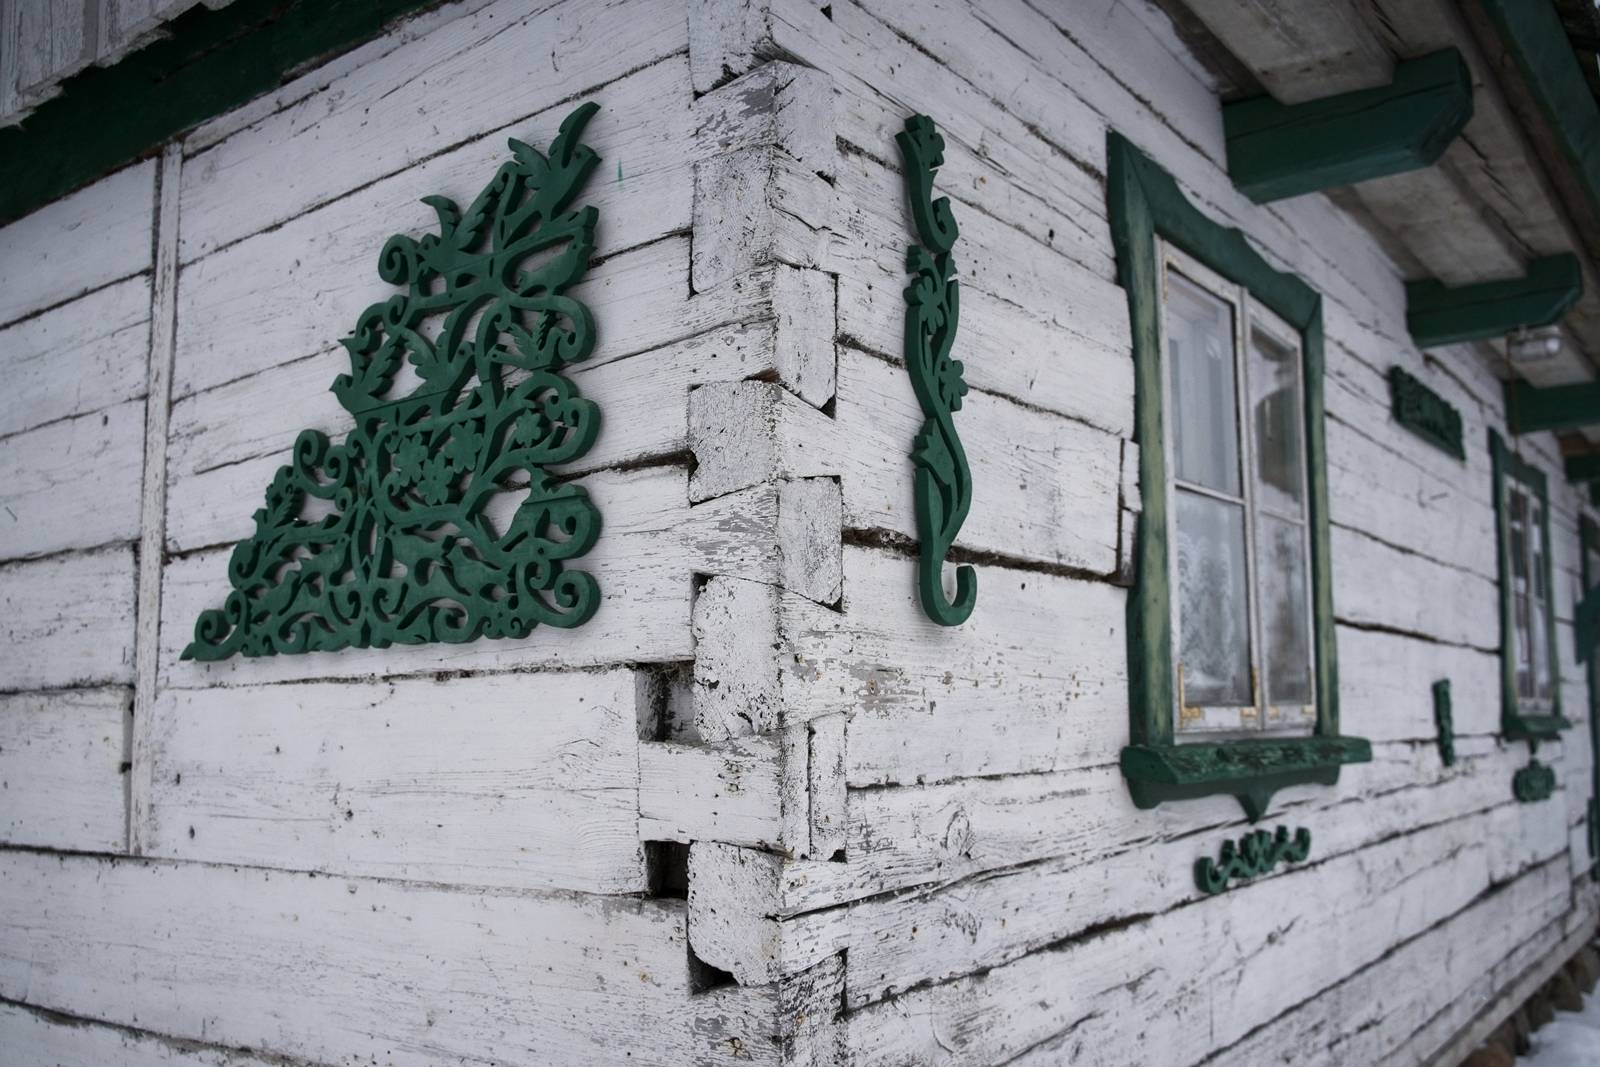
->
896;114;976;626
183;103;606;660
1194;826;1312;895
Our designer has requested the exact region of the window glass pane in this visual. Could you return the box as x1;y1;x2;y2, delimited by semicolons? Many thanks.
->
1165;272;1241;495
1248;323;1304;518
1530;498;1552;701
1509;486;1535;699
1175;489;1252;708
1257;513;1312;706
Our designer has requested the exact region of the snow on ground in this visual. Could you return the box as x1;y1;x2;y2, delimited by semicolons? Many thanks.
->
1520;988;1600;1066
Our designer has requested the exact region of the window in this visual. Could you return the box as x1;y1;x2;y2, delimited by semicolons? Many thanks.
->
1490;431;1566;739
1108;132;1370;823
1161;250;1317;737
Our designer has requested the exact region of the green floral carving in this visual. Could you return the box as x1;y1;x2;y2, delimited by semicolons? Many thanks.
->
184;103;606;660
896;114;975;626
1195;826;1312;895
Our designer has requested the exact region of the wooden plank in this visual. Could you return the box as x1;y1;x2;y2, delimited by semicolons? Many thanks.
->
1331;523;1500;649
0;687;130;851
0;274;150;438
173;56;700;401
0;850;778;1067
783;544;1128;786
639;737;786;850
826;348;1122;575
0;159;154;328
0;398;145;561
1223;49;1473;203
0;1000;287;1067
177;0;685;263
845;806;1548;1064
0;546;137;690
142;671;648;893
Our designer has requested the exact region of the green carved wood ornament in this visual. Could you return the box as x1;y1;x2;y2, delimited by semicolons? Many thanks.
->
896;114;976;627
184;103;607;660
1433;679;1456;767
1194;826;1312;895
1513;758;1557;803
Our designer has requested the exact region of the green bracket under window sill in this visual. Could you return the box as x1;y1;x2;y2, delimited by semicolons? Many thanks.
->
1121;737;1371;823
1406;254;1582;349
1513;758;1557;803
1222;49;1473;204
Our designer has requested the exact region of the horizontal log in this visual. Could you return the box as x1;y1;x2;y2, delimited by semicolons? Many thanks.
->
142;672;650;893
0;850;778;1067
0;687;129;851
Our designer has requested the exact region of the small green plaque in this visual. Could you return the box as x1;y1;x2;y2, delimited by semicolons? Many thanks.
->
1194;826;1312;895
1389;366;1464;460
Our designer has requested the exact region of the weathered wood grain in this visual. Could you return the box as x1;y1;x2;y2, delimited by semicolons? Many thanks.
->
0;398;145;562
142;671;649;893
173;58;704;402
0;850;779;1067
0;686;130;851
0;274;150;438
176;0;687;263
0;546;136;691
0;160;155;328
0;1000;286;1067
784;545;1128;786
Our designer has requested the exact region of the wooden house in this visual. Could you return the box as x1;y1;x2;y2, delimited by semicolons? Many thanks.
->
2;0;1599;1063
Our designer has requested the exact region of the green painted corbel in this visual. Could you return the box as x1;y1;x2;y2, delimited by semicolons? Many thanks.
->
1567;453;1600;483
1407;254;1582;348
1507;380;1600;434
1223;49;1473;203
896;114;976;627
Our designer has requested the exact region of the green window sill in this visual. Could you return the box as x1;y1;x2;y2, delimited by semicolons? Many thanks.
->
1504;712;1572;742
1121;736;1373;823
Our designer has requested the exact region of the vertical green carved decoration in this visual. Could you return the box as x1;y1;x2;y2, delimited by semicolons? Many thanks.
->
184;103;606;660
1433;679;1456;767
1194;826;1312;895
896;114;976;627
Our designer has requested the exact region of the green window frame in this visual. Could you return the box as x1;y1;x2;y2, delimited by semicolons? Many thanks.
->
1490;430;1568;740
1108;132;1371;823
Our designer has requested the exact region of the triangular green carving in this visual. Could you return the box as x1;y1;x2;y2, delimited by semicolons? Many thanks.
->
184;103;606;661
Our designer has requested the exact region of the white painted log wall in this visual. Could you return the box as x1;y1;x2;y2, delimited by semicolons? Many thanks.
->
691;0;1600;1063
0;0;1597;1065
0;0;841;1063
